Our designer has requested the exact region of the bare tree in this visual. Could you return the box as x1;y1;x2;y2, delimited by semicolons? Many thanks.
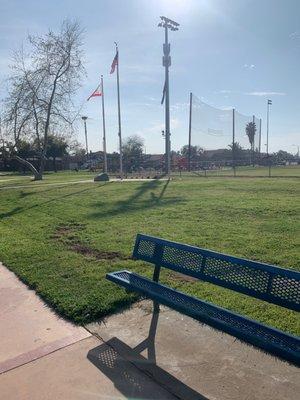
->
3;20;84;180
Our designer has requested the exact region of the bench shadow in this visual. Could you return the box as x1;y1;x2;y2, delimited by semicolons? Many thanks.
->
87;303;209;400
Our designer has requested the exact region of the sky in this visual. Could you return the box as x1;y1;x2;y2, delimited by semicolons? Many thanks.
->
0;0;299;154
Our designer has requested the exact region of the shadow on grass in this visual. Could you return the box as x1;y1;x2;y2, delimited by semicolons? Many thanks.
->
88;179;184;219
87;304;208;399
0;184;106;220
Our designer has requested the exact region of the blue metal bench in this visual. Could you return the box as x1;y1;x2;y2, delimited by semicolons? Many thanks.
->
106;234;300;365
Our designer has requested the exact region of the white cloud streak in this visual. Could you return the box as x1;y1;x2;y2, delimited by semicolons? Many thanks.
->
244;63;255;69
289;31;300;40
245;91;286;96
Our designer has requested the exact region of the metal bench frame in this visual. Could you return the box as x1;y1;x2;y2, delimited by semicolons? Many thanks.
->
107;234;300;365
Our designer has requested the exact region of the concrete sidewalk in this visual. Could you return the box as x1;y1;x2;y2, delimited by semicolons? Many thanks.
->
0;264;90;374
1;263;299;400
88;300;300;400
0;264;176;399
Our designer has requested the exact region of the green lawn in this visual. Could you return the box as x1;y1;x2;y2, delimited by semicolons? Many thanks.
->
0;170;95;187
0;171;299;335
178;164;300;178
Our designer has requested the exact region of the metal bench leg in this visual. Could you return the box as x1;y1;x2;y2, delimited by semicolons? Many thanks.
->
153;264;161;312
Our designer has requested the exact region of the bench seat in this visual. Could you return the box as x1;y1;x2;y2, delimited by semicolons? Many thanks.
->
107;270;300;365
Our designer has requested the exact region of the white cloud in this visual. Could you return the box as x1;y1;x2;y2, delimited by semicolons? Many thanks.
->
145;96;159;102
170;118;180;129
135;118;180;139
214;89;287;98
136;122;164;136
245;91;286;97
170;102;189;111
127;101;159;108
289;31;300;40
219;90;233;94
244;64;255;70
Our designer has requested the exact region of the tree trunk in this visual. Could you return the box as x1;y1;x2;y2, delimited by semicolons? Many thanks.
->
38;155;46;180
14;156;42;180
53;157;57;172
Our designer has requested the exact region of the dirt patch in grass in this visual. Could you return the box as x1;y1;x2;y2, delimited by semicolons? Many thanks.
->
167;271;198;283
52;223;130;261
51;222;84;239
70;243;129;260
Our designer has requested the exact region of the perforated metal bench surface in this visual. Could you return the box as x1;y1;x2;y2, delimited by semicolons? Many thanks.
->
106;270;300;365
133;234;300;311
106;234;300;365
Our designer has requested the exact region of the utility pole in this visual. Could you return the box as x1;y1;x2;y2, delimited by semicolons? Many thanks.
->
258;118;262;161
252;115;255;166
266;99;272;156
188;92;193;172
158;16;179;176
232;108;236;177
266;99;272;177
81;116;89;158
100;75;108;173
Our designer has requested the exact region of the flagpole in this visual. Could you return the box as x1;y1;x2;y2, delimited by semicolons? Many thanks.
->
259;118;262;161
232;108;236;177
115;42;123;177
101;75;108;173
188;92;193;172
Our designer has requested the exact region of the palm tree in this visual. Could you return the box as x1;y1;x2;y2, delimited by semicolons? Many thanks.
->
245;122;257;166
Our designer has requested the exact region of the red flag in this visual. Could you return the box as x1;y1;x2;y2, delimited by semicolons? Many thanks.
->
87;84;102;101
110;51;118;74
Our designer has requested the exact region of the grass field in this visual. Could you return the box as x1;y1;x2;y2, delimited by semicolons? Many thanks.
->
179;164;300;177
0;169;299;335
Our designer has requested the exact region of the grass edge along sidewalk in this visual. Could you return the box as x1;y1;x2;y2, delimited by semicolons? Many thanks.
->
0;173;299;335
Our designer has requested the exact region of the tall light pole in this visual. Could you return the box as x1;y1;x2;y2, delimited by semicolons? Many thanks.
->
232;108;236;176
266;99;272;177
258;118;262;161
81;116;89;158
158;16;179;176
266;99;272;155
188;92;193;172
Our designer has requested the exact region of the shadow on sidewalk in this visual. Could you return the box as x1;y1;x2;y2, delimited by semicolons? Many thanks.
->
87;303;209;400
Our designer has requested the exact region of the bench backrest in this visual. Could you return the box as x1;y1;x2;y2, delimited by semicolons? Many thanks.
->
132;234;300;312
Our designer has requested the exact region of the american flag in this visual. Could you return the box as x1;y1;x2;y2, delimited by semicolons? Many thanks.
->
110;51;118;74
